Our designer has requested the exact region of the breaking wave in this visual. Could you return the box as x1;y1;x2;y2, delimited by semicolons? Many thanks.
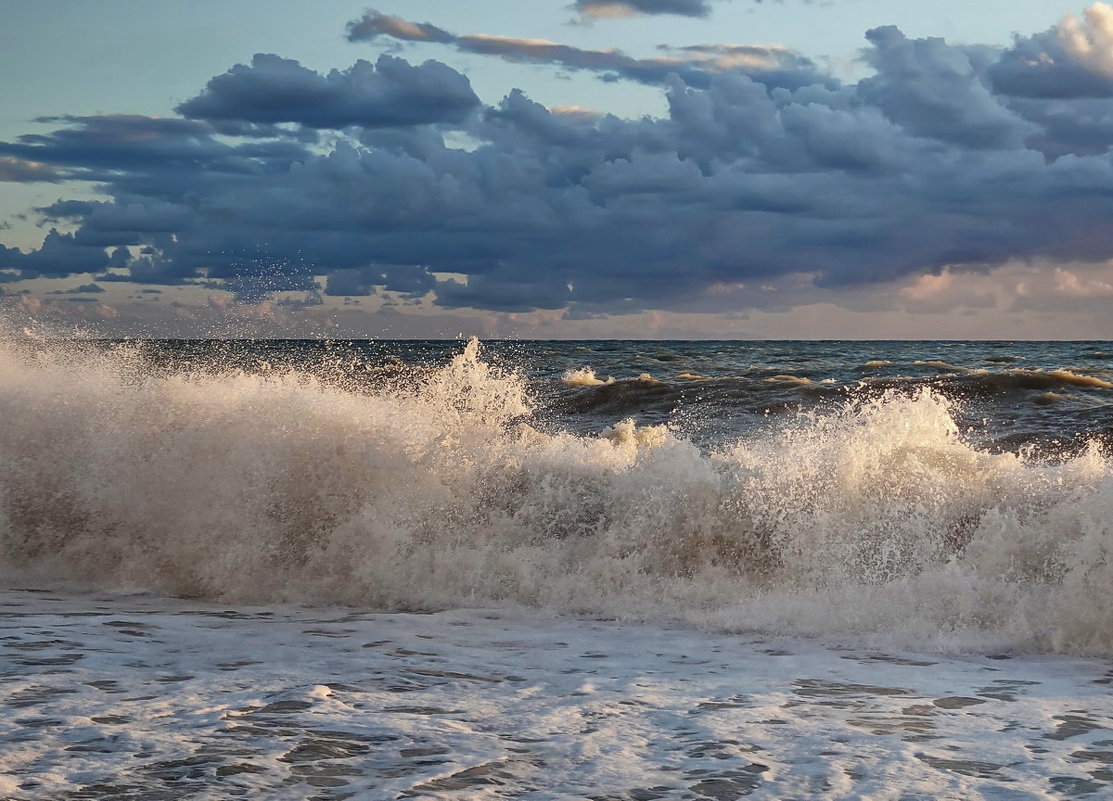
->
561;367;614;387
1;336;1112;655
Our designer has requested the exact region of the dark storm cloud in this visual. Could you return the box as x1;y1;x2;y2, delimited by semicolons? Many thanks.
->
177;54;479;129
221;273;319;304
1007;96;1113;159
573;0;713;18
435;268;574;312
36;200;98;221
858;26;1037;149
0;114;271;181
345;10;830;91
0;230;114;278
323;264;435;297
0;156;62;183
9;14;1113;316
324;268;379;297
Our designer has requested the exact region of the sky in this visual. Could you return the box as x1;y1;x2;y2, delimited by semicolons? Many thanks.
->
1;0;1112;339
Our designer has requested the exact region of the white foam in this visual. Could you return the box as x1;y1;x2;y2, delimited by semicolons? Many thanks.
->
1;337;1112;654
561;366;615;386
2;589;1112;799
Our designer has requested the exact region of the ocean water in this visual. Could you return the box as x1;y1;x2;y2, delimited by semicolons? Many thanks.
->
1;336;1113;799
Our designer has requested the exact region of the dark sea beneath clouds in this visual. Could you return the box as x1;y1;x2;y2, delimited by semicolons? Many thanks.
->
3;337;1113;800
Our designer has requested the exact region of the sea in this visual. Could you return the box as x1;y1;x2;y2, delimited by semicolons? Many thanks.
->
1;336;1112;800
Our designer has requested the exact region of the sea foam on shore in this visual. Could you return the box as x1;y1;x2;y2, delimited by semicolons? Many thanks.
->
3;589;1113;800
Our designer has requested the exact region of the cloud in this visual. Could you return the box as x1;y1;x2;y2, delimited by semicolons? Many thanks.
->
1058;3;1113;78
48;282;105;295
1005;96;1113;159
345;10;830;91
0;230;113;279
323;264;435;297
859;26;1037;149
573;0;714;18
0;156;61;183
177;54;480;129
0;114;257;180
991;2;1113;98
345;10;454;43
7;12;1113;321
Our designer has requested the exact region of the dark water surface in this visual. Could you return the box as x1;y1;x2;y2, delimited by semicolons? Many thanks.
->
126;338;1113;453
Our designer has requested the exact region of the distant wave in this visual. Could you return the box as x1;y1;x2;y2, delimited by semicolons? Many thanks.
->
867;368;1113;396
550;365;1113;428
561;367;614;387
913;360;972;372
1;336;1112;655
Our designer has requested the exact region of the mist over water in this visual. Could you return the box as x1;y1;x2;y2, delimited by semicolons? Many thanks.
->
2;333;1113;654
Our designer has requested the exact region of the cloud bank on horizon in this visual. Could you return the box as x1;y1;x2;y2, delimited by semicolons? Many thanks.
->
4;3;1113;325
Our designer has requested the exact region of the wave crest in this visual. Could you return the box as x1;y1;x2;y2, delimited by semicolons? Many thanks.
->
1;338;1112;654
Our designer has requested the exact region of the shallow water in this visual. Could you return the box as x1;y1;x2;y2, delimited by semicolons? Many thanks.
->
2;589;1112;800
